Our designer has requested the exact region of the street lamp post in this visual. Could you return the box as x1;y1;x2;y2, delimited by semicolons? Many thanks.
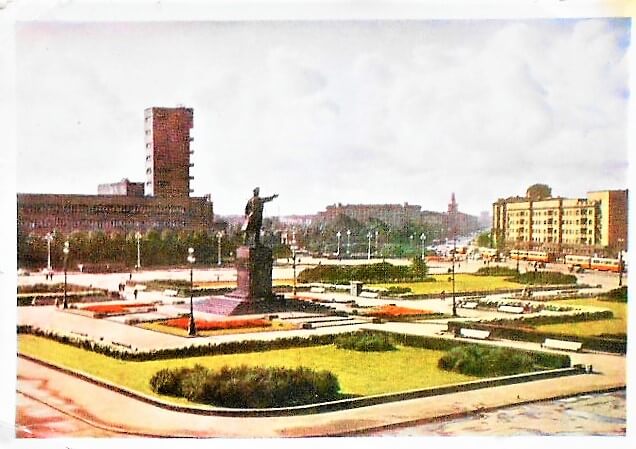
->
44;232;54;272
346;229;351;256
292;245;298;296
135;231;142;270
62;241;69;310
216;231;223;266
618;238;625;287
374;230;379;256
187;247;196;336
420;233;426;260
367;232;372;260
336;231;341;257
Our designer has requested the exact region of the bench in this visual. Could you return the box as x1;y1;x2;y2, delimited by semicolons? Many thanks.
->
360;291;379;299
460;302;478;309
541;338;583;352
459;328;491;340
498;305;525;314
163;289;179;297
310;287;326;293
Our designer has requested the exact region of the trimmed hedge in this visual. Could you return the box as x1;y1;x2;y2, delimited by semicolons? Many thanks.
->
17;283;105;294
149;364;341;408
506;271;577;285
601;286;628;303
438;345;535;376
17;326;571;368
298;262;431;284
334;332;396;352
474;266;519;277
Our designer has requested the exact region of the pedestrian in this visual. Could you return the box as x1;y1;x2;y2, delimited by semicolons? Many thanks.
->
129;272;133;281
134;289;138;300
50;272;54;281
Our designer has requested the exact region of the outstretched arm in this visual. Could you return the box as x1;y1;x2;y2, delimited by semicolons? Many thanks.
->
263;193;279;203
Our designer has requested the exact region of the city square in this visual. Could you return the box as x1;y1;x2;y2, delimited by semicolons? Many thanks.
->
6;5;632;446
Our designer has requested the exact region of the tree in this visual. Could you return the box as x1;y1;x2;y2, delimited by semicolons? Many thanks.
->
476;231;492;248
526;184;552;201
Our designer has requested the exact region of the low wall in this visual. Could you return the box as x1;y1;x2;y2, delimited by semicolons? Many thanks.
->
18;353;586;418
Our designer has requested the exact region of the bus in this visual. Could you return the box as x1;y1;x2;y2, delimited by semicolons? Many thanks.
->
564;255;592;270
479;247;498;260
509;250;553;263
591;257;623;273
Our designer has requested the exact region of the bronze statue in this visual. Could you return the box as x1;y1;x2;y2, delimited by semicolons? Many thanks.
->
242;187;278;245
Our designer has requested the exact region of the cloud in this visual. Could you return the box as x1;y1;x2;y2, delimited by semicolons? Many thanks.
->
15;19;630;215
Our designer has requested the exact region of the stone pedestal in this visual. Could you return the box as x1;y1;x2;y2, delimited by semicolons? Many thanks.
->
226;245;273;301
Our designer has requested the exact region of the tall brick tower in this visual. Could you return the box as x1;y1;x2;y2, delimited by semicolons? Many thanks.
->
144;107;194;198
447;193;458;239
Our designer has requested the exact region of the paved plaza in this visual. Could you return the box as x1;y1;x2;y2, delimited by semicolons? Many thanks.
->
14;260;628;437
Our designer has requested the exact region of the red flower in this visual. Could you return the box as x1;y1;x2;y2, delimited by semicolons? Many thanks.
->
364;305;433;318
162;317;272;331
82;302;155;314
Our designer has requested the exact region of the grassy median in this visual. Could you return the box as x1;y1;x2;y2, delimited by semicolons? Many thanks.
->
536;298;627;338
18;334;477;401
374;273;521;295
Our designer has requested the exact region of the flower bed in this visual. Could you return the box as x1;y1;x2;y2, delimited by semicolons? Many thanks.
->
363;305;434;319
162;317;272;331
81;302;157;315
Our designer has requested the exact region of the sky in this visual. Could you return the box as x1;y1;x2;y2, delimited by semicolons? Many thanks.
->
15;18;631;217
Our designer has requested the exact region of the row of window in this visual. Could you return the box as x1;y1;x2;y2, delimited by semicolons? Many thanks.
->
24;219;190;229
22;204;187;214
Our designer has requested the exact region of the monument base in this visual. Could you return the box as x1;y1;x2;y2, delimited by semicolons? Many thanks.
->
226;244;273;301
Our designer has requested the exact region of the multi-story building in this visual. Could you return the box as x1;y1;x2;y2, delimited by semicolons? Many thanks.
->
17;107;214;236
318;203;423;229
144;107;194;198
492;189;628;255
317;199;479;236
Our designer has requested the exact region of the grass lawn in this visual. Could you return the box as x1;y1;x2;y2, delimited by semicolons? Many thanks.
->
18;335;477;402
536;298;627;338
138;320;298;337
373;274;521;295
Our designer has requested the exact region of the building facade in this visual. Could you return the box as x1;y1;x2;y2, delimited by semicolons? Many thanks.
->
144;107;194;198
317;200;479;236
492;190;628;256
18;107;214;236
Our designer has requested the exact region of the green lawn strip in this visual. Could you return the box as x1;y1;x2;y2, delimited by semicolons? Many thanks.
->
137;320;297;337
373;274;521;295
536;298;627;337
18;334;477;400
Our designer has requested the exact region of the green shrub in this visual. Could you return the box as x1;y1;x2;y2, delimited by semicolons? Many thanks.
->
334;332;396;352
385;286;412;295
149;364;340;408
149;366;190;396
507;271;577;285
298;261;430;284
601;286;627;302
438;345;535;376
475;266;519;277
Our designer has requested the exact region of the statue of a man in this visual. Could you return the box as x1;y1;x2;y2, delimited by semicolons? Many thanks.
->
242;187;278;245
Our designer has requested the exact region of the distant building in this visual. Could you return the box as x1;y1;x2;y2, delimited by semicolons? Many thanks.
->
445;193;479;239
492;189;628;255
318;202;424;229
18;106;214;236
317;200;479;235
97;178;144;197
